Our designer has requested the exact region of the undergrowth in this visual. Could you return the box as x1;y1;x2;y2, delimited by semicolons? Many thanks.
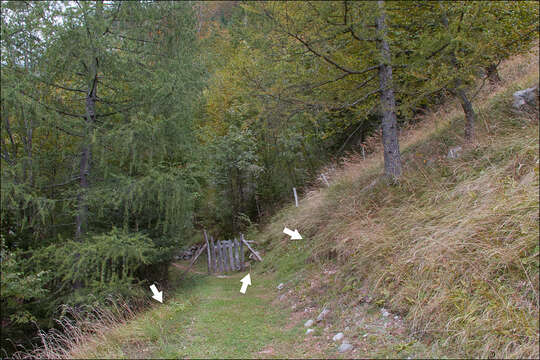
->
11;296;149;359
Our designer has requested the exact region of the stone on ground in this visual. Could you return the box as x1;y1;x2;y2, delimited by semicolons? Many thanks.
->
338;343;353;353
306;328;315;335
513;85;539;109
316;308;330;322
277;283;285;290
447;146;462;159
332;332;344;342
304;319;314;327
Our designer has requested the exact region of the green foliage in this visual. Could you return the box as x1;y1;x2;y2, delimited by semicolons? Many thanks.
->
1;237;49;324
31;229;159;288
1;1;204;353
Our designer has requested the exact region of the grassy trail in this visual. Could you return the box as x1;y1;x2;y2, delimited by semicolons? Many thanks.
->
73;265;331;359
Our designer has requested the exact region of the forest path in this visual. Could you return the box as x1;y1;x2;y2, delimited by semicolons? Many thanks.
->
71;261;424;358
171;262;207;275
72;265;335;358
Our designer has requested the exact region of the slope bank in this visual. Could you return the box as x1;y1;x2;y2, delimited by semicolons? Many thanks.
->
254;50;539;358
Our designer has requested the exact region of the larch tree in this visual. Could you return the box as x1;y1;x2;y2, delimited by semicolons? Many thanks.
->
406;1;539;142
1;1;204;327
2;1;203;242
243;1;404;180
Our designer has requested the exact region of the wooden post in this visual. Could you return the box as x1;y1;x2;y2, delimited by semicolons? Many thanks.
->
229;240;235;271
233;238;239;271
211;237;217;273
227;240;235;272
321;174;330;187
222;241;229;273
241;236;262;262
240;234;245;270
222;241;229;272
293;187;298;207
217;240;224;273
204;230;211;274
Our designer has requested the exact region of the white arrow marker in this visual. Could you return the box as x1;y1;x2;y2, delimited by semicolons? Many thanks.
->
150;284;163;303
240;274;251;294
283;227;302;240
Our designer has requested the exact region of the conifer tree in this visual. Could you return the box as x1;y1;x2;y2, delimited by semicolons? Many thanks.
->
244;1;404;179
406;1;539;142
2;1;202;242
1;1;203;335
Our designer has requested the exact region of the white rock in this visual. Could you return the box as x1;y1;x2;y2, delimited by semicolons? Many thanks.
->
332;332;344;342
316;308;330;322
394;315;400;320
381;308;390;317
277;283;285;290
513;85;539;109
447;146;462;159
304;319;314;327
306;328;315;335
338;343;353;353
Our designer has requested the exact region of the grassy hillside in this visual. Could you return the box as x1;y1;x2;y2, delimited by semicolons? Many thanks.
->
254;50;539;358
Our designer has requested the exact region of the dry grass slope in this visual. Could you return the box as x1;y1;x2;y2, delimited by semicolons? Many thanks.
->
258;49;539;358
12;297;149;359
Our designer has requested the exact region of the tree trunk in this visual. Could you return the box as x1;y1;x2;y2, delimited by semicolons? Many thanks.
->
439;2;477;144
76;66;97;240
456;87;476;142
75;1;104;240
486;63;501;84
376;0;402;180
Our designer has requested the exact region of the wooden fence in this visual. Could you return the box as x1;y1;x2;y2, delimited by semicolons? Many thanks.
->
204;231;261;274
179;231;262;277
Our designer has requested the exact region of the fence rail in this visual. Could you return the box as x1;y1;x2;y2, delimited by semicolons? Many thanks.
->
199;231;261;274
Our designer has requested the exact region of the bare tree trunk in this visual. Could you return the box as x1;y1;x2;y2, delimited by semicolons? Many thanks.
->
76;64;97;240
456;87;476;142
376;0;402;180
439;2;477;143
486;63;501;84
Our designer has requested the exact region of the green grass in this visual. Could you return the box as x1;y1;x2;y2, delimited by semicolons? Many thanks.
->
71;265;325;359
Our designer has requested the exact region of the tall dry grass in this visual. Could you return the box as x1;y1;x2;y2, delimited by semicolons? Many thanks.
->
11;296;149;359
259;48;539;358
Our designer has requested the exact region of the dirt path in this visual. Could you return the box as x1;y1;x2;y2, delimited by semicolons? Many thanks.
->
71;269;335;358
70;261;429;358
171;262;207;275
